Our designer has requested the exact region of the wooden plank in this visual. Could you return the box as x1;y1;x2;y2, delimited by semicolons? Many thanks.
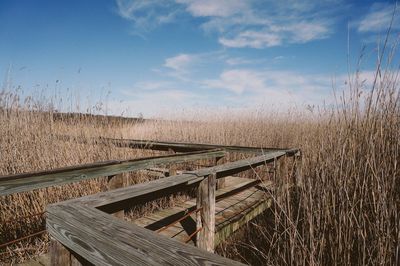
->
187;150;290;184
215;157;225;190
131;177;262;244
46;204;245;266
107;174;125;218
215;192;273;246
196;173;216;252
37;254;50;266
0;149;225;196
68;151;289;213
130;177;273;249
105;137;292;154
50;239;71;266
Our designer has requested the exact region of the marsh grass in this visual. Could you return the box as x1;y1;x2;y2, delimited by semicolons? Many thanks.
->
1;37;399;265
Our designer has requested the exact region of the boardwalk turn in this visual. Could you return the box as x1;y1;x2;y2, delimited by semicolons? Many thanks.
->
133;176;273;247
3;139;299;265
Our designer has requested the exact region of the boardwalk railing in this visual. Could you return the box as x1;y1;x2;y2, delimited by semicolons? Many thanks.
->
0;149;225;196
1;139;300;265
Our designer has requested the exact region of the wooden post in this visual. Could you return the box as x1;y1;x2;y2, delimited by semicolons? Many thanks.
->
50;239;71;265
276;155;288;204
168;148;177;176
293;151;303;187
196;173;216;252
215;156;225;190
107;173;124;218
50;238;87;266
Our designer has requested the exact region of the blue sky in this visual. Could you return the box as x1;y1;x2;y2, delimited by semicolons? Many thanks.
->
0;0;399;117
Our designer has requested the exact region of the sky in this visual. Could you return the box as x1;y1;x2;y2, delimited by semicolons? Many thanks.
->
0;0;399;117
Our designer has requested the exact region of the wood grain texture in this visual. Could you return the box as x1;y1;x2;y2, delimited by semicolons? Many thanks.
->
0;149;225;196
46;204;244;266
66;151;289;213
196;174;216;252
107;174;125;218
50;239;71;266
215;157;225;190
130;177;273;249
103;137;292;154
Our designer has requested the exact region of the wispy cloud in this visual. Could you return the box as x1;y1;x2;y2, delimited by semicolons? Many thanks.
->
176;0;249;18
225;57;265;66
164;54;195;72
161;53;199;80
357;3;399;33
204;69;266;94
203;69;338;108
115;0;178;34
114;0;343;48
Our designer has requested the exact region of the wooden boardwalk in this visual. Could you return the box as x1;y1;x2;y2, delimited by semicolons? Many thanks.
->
1;138;300;265
133;176;273;247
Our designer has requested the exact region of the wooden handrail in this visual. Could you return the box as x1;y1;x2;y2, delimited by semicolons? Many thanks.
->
59;135;290;153
63;150;293;213
46;146;300;265
0;149;226;196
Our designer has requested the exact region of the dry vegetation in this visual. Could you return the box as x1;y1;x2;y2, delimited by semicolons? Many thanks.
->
1;44;399;265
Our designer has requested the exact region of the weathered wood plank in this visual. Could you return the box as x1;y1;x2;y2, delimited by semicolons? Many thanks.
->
196;173;216;252
215;191;273;246
66;151;289;213
131;177;273;249
107;173;125;218
50;239;71;266
104;137;291;154
46;204;244;266
0;149;225;196
215;157;225;190
187;150;289;184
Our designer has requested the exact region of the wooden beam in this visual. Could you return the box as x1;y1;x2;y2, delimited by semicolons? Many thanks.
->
276;154;288;204
103;137;291;154
50;239;71;266
294;151;303;187
196;173;216;252
46;204;245;266
65;150;290;213
107;174;125;218
215;156;225;190
0;149;225;196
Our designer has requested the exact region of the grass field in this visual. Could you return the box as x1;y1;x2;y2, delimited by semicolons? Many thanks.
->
1;50;399;265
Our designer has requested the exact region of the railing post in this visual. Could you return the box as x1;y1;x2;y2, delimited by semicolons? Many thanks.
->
276;154;288;203
107;173;124;218
50;239;71;265
215;156;224;189
50;238;89;265
168;148;177;176
196;173;216;252
293;151;303;187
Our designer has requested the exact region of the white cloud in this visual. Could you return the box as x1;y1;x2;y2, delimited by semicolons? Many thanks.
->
203;69;336;107
204;69;265;94
115;0;343;47
358;3;399;33
225;57;263;66
219;31;282;48
218;20;331;48
176;0;249;17
115;0;177;33
161;53;199;81
164;54;195;71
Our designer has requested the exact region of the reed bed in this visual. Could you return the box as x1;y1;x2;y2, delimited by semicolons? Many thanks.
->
1;42;399;265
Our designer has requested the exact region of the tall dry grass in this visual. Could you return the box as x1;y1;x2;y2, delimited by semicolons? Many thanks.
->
1;36;399;266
